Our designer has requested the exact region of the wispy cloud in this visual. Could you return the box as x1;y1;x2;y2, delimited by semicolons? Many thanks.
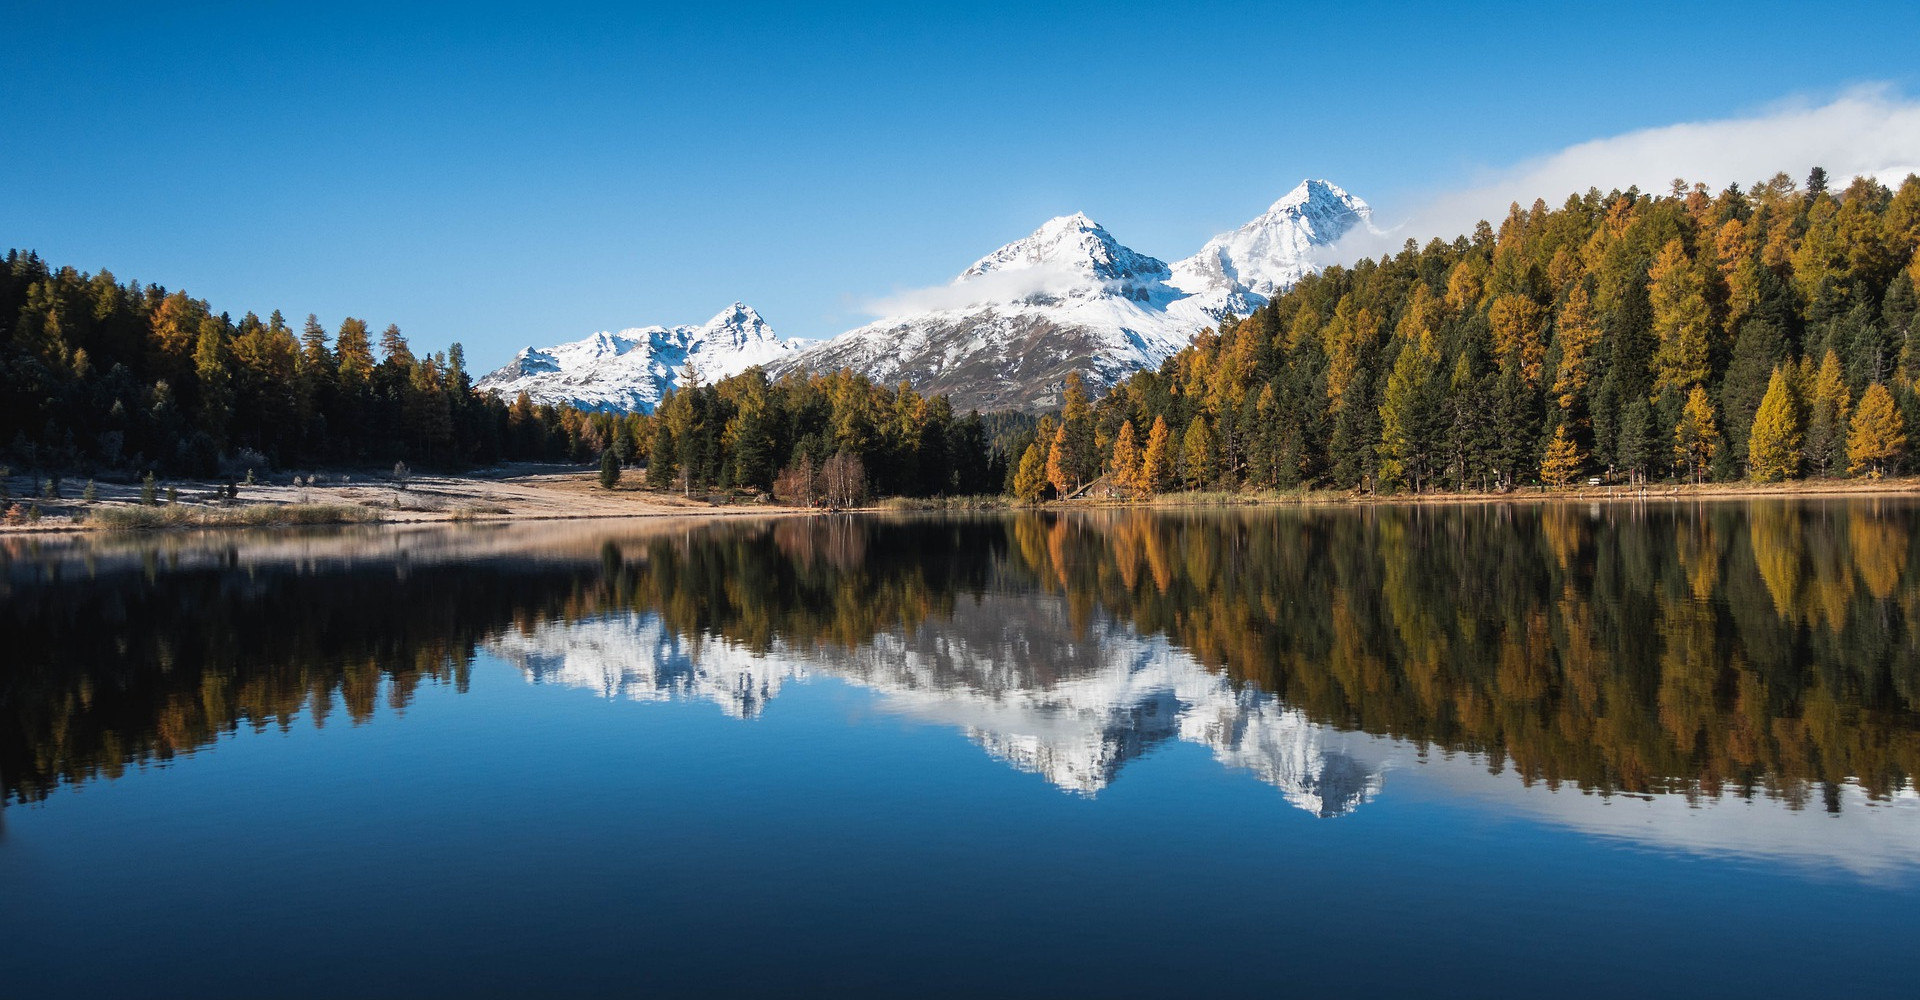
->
1333;85;1920;261
859;261;1092;317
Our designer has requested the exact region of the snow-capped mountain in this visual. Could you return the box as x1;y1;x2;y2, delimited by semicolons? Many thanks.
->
475;303;803;413
1168;179;1373;323
782;179;1372;410
477;181;1371;413
776;213;1201;410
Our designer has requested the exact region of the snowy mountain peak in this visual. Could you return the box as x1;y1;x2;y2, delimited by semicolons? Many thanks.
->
1167;178;1371;319
1269;178;1366;216
696;302;779;350
961;212;1171;284
476;302;805;413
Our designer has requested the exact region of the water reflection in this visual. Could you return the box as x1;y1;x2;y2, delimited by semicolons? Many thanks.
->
5;502;1919;865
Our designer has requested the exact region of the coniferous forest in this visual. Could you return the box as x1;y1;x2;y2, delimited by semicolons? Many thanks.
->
1054;169;1920;498
5;167;1919;499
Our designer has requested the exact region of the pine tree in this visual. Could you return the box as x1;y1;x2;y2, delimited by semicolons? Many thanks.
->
1746;367;1803;481
1847;382;1906;477
1141;415;1174;493
1109;419;1143;498
1540;424;1585;487
598;447;622;490
1672;385;1720;484
647;418;677;489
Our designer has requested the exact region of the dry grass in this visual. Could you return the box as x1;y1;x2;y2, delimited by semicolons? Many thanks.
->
90;503;382;530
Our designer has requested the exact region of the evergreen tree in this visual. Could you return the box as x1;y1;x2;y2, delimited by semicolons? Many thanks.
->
598;447;622;490
647;419;677;489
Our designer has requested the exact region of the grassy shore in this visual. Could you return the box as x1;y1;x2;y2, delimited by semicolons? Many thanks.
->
86;503;383;529
8;467;1919;534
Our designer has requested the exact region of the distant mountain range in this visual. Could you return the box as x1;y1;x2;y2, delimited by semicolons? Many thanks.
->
477;180;1371;412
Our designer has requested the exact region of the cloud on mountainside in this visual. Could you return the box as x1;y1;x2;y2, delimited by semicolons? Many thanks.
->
1331;85;1920;262
858;260;1095;317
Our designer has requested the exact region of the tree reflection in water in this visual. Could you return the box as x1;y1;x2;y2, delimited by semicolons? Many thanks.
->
5;501;1917;818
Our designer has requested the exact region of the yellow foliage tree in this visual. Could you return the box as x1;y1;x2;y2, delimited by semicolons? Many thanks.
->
1540;424;1585;487
1550;285;1601;409
1673;385;1720;484
1141;415;1174;493
1746;367;1802;481
1013;441;1049;505
1109;419;1143;498
1045;421;1074;497
1847;382;1907;477
1649;239;1713;395
1182;417;1216;490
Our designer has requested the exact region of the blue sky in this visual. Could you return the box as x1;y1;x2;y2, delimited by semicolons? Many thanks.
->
6;1;1920;370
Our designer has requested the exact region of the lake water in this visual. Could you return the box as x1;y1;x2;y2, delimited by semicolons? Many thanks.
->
4;502;1918;997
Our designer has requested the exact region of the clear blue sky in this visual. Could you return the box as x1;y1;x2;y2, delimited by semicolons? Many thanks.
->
6;1;1919;370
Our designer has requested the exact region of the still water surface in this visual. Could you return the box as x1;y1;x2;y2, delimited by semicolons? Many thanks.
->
3;502;1918;996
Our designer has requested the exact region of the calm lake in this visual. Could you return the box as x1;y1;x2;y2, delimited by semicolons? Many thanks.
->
4;502;1918;996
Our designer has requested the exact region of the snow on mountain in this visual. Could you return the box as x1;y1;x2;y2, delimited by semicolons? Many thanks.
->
1167;179;1373;323
783;180;1372;411
779;213;1202;411
475;302;803;413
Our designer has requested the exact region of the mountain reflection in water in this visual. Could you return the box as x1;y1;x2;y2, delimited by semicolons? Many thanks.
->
5;501;1918;869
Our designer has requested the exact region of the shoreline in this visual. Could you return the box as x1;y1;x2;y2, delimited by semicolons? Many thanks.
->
5;467;1919;534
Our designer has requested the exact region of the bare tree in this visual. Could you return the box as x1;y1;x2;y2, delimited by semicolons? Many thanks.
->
821;451;867;510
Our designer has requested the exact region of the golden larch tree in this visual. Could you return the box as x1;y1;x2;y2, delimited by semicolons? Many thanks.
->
1847;382;1907;477
1672;385;1720;484
1746;367;1803;481
1539;424;1585;487
1141;415;1174;494
1649;239;1713;396
1109;419;1143;498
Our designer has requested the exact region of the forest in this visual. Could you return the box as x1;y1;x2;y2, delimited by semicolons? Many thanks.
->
0;250;999;497
6;166;1919;500
1021;168;1920;498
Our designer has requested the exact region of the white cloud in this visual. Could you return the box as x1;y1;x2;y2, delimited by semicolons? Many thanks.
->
859;260;1092;316
1331;85;1920;262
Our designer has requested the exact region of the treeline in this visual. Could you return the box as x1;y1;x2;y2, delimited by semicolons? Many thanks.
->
1022;168;1920;496
0;250;578;473
609;368;1002;499
0;250;1001;496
